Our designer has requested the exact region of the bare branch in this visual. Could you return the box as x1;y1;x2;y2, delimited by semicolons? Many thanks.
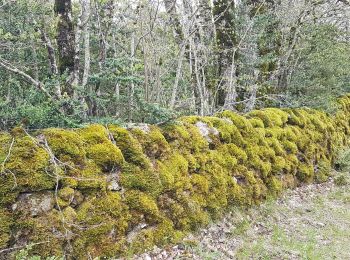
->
0;59;52;99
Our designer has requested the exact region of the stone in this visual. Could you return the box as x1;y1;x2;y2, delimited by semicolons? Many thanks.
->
12;191;54;217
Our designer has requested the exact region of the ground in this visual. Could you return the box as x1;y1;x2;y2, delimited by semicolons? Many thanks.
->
132;174;350;260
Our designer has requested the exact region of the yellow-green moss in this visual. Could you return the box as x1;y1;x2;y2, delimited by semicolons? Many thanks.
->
0;209;12;248
108;125;151;168
86;142;124;171
44;128;86;164
131;126;170;159
74;192;130;258
248;108;289;128
120;163;163;197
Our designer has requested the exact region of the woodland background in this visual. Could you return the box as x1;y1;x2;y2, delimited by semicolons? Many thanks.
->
0;0;349;129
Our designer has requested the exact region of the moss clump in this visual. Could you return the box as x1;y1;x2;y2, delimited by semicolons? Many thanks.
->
0;209;12;248
108;125;151;168
131;126;170;159
248;108;289;128
73;192;130;258
129;218;184;254
87;142;124;171
297;163;314;183
125;190;161;225
44;128;86;164
78;124;125;172
120;163;163;197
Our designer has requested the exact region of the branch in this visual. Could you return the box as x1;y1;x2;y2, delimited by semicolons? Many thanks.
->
0;59;52;99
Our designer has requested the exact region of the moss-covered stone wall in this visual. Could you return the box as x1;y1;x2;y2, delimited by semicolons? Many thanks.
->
1;95;350;258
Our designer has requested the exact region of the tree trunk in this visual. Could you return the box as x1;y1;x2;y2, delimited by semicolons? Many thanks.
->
54;0;75;97
213;0;237;107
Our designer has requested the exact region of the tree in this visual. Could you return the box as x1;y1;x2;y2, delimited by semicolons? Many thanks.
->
54;0;75;96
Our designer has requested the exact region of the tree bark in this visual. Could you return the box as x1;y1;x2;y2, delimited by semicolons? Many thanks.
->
213;0;237;107
54;0;75;96
40;27;59;76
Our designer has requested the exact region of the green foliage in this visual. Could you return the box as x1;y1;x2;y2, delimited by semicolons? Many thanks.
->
334;174;348;186
287;24;350;111
335;148;350;172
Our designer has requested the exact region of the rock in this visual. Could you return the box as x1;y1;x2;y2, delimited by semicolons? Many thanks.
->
12;191;54;217
107;172;122;191
144;254;152;260
126;222;148;243
195;121;219;143
127;123;150;133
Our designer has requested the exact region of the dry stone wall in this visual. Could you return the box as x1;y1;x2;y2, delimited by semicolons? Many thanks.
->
1;95;350;258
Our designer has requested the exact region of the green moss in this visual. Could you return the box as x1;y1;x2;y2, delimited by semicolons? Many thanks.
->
131;126;170;159
0;209;12;248
87;142;124;171
248;108;288;128
108;125;150;168
74;192;130;258
266;176;283;197
120;163;163;197
129;218;184;254
315;160;331;183
297;163;314;183
125;190;161;224
2;136;55;199
282;140;299;154
249;118;265;128
44;128;86;164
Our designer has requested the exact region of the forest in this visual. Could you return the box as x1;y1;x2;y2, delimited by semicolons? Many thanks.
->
0;0;349;129
2;0;350;259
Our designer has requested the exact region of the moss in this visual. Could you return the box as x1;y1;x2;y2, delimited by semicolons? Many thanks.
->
125;190;161;224
217;111;252;133
282;140;298;154
74;192;130;258
248;108;289;128
220;144;247;163
77;124;109;144
2;136;55;200
44;128;86;164
120;163;163;197
108;125;151;168
0;209;12;248
129;218;184;254
315;160;331;183
87;142;124;171
204;117;245;146
297;163;314;183
249;117;265;128
131;126;170;159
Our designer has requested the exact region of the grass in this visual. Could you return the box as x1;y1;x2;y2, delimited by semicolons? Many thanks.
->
178;173;350;260
234;176;350;259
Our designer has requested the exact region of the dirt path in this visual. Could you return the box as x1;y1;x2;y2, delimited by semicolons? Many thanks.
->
133;176;350;260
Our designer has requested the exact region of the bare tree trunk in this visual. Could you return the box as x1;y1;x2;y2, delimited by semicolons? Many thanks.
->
213;0;237;107
40;27;59;76
164;0;184;44
81;0;91;88
128;32;136;122
54;0;75;97
170;44;186;109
